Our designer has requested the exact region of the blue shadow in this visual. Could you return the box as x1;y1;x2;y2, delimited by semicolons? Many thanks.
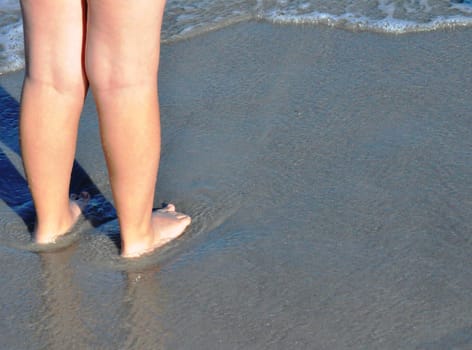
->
0;84;116;234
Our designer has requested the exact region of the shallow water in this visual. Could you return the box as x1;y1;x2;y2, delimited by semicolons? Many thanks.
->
2;0;472;73
2;22;472;348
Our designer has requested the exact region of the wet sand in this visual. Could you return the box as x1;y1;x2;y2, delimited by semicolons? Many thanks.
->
1;22;472;349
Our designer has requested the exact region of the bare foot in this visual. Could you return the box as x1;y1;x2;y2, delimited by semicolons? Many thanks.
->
121;204;191;258
35;192;90;244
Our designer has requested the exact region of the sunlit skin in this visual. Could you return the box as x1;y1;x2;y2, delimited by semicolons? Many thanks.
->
20;0;190;257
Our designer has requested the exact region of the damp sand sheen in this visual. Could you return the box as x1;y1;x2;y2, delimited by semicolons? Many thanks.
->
1;20;472;349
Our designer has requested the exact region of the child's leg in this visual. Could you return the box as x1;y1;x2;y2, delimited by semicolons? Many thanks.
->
20;0;89;243
85;0;190;257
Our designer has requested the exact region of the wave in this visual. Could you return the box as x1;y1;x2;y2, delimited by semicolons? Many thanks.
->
259;10;472;34
2;0;472;74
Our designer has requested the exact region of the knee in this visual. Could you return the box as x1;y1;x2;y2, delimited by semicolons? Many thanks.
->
85;58;158;93
26;60;87;96
85;50;158;92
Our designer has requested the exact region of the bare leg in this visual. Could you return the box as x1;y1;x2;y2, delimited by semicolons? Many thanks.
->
86;0;190;257
20;0;89;243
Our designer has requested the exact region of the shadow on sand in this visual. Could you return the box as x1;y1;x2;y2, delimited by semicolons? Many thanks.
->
0;85;116;239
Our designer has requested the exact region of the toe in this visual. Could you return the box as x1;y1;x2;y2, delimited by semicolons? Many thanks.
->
175;213;189;219
165;203;176;212
181;215;191;225
158;203;176;213
70;192;90;202
70;191;90;212
80;191;91;201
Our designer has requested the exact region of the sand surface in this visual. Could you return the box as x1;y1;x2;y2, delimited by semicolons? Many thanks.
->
1;22;472;349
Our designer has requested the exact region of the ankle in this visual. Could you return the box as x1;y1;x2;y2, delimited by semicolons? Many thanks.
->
120;225;154;257
36;210;72;234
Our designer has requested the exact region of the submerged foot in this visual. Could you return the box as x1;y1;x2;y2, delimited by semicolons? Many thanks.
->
34;192;90;244
121;204;191;258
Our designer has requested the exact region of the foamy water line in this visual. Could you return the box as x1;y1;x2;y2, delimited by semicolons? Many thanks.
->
2;0;472;74
261;10;472;33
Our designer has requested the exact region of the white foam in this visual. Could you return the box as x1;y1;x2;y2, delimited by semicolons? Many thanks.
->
2;0;472;75
0;19;24;75
0;0;24;74
259;3;472;34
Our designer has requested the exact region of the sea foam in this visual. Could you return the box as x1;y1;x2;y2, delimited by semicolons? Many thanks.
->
1;0;472;74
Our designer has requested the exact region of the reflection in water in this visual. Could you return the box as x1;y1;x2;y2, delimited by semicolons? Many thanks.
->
37;245;91;349
122;267;167;350
38;246;167;349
